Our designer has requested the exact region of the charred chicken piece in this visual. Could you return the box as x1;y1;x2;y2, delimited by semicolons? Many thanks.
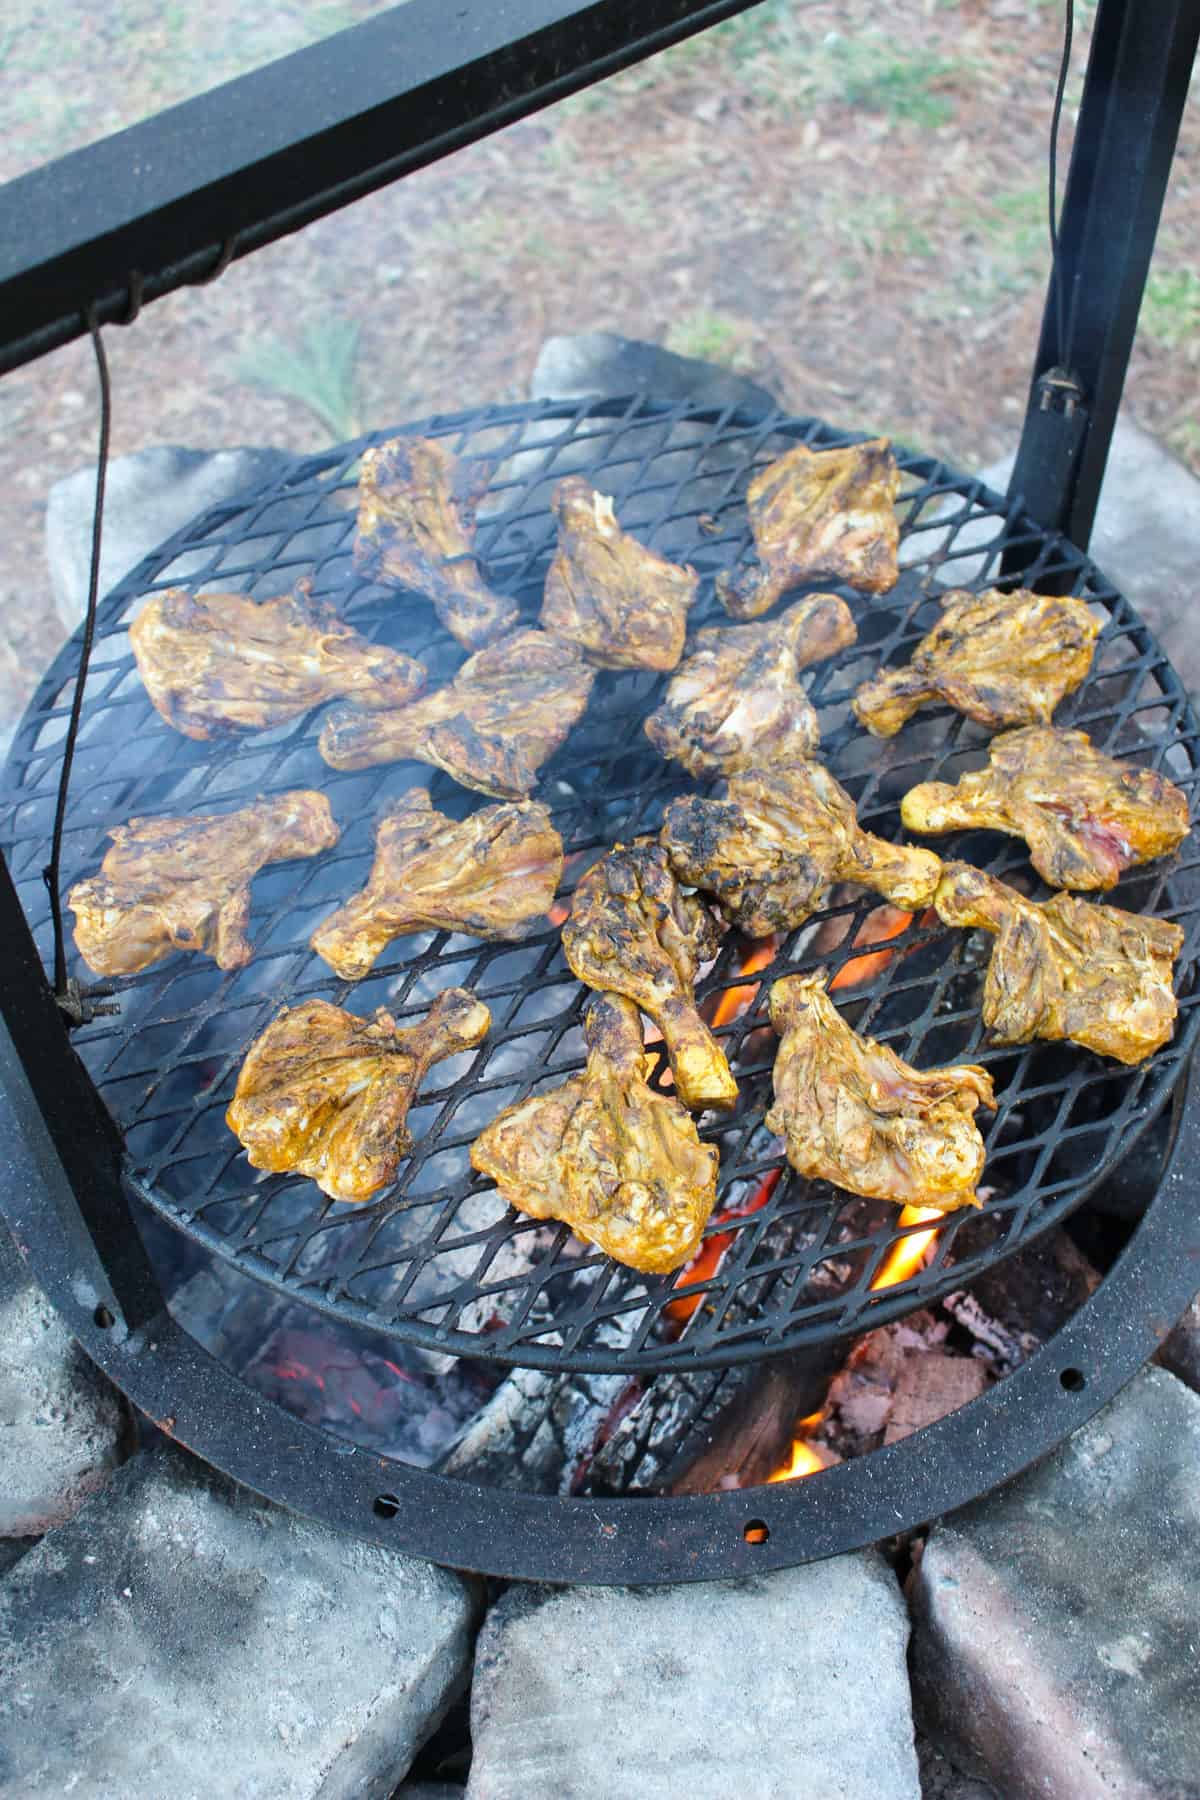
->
319;628;594;798
902;726;1190;892
561;842;737;1111
311;790;564;979
69;791;340;976
934;861;1183;1065
645;592;857;776
853;588;1101;739
765;972;996;1213
540;477;699;670
471;993;719;1273
661;760;942;938
130;583;426;741
227;989;491;1203
354;435;518;651
717;437;900;618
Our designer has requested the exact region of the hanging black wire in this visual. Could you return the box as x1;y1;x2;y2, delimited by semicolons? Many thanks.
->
1048;0;1076;366
42;308;112;1002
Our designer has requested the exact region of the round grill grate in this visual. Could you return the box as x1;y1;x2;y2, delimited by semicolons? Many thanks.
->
4;395;1199;1374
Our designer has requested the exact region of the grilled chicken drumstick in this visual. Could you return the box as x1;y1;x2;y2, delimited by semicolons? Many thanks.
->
717;437;900;618
69;791;340;976
934;861;1182;1065
227;990;491;1202
661;759;942;938
766;972;995;1213
540;477;699;670
645;592;857;776
319;628;594;798
561;842;738;1111
853;588;1101;738
901;725;1189;892
354;435;518;651
130;583;426;740
471;993;719;1274
311;790;563;979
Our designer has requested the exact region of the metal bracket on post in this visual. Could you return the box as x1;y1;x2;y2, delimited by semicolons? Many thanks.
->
1005;0;1199;572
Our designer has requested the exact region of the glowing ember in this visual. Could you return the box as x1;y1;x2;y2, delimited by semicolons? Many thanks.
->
870;1205;946;1290
665;1167;781;1325
709;936;778;1028
547;900;570;926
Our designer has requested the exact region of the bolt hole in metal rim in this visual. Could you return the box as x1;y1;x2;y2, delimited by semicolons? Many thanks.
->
3;394;1200;1388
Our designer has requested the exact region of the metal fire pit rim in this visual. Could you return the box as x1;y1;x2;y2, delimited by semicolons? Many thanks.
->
5;1053;1198;1585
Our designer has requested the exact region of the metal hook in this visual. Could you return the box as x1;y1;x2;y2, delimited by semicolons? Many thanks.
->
120;269;144;327
194;236;237;287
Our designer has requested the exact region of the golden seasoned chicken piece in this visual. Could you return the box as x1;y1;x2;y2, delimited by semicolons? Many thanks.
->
853;588;1101;738
129;583;425;741
68;792;339;976
227;989;491;1202
645;593;857;776
661;760;942;938
471;994;719;1273
319;628;594;798
934;861;1182;1065
717;437;900;618
311;790;563;979
765;972;996;1213
901;726;1189;892
561;842;737;1111
540;477;699;670
354;435;518;651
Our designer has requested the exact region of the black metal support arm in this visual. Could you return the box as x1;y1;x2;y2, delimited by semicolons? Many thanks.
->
1006;0;1200;557
0;0;765;377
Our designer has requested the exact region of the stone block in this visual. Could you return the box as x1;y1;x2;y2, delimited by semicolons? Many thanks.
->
0;1443;479;1799
0;1226;127;1535
532;330;775;414
909;1366;1200;1799
46;444;295;630
468;1553;919;1800
1157;1292;1200;1395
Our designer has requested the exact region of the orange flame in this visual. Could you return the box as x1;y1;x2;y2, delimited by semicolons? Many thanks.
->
709;937;778;1028
829;904;925;992
870;1204;945;1290
547;900;570;926
767;1439;831;1482
665;1167;781;1325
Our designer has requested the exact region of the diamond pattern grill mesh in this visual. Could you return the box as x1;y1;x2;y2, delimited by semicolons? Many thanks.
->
3;396;1198;1374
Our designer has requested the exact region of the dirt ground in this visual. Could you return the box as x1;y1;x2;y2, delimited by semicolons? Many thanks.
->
1;0;1197;729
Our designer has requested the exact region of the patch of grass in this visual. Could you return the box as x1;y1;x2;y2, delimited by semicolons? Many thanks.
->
837;196;935;263
1141;268;1200;352
832;38;963;128
665;308;757;371
983;183;1048;268
235;317;362;441
1166;419;1200;470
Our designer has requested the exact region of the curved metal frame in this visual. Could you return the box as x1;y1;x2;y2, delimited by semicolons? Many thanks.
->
4;1038;1197;1583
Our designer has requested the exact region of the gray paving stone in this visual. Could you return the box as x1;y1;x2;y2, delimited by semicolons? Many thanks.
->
532;330;775;413
0;1443;480;1800
1157;1292;1200;1395
46;444;295;630
467;1554;919;1800
0;1226;127;1536
909;1366;1200;1800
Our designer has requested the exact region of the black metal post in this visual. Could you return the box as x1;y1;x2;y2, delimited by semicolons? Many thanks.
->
0;0;766;377
0;851;164;1338
1005;0;1200;560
